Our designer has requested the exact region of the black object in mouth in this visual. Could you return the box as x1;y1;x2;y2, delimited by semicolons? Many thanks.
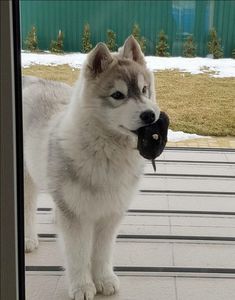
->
133;111;170;167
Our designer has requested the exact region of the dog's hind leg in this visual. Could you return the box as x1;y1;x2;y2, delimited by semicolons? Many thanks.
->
92;215;121;296
24;169;39;252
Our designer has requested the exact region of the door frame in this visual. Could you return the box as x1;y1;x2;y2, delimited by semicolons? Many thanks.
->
0;1;25;299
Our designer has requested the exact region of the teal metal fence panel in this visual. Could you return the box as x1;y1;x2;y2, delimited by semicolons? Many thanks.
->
214;0;235;58
20;0;235;57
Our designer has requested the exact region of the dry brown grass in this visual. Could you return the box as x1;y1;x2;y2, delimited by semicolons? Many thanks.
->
22;65;235;136
23;65;80;85
156;70;235;136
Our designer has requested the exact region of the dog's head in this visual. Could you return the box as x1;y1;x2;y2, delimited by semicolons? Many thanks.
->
81;36;169;162
82;36;160;135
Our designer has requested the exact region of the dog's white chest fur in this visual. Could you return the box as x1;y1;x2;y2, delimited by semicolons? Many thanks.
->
58;128;144;219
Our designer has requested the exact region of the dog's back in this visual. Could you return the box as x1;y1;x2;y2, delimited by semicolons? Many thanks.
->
23;76;72;133
23;76;72;190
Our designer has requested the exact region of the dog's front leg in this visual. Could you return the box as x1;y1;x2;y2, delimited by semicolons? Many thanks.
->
92;215;122;296
59;213;96;300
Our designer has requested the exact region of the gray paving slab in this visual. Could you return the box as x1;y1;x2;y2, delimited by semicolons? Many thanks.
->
173;243;235;268
140;176;235;193
36;223;57;234
131;193;170;210
25;240;174;267
37;213;171;226
114;242;173;267
144;162;167;174
225;153;235;163
38;192;235;214
36;220;235;237
26;275;59;300
176;277;235;300
168;194;235;212
160;151;228;162
119;224;171;235
170;215;235;227
26;238;235;269
37;193;54;208
132;193;235;213
138;177;168;191
123;214;170;226
145;162;235;176
26;274;235;300
25;241;65;267
36;213;172;236
171;225;235;237
37;213;55;224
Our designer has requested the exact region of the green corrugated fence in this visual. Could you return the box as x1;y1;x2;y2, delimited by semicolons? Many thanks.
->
20;0;235;57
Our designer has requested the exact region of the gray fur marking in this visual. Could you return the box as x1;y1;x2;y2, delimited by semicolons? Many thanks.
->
53;190;76;219
127;76;141;99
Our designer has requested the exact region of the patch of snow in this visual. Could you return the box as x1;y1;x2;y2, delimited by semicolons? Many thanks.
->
145;56;235;78
168;129;207;142
21;52;235;78
21;52;87;69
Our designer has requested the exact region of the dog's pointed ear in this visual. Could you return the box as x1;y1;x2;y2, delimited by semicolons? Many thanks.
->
121;35;146;66
87;43;113;75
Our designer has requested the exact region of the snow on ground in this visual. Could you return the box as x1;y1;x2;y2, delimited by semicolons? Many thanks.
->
146;56;235;78
167;129;207;142
22;51;224;142
22;52;87;69
21;51;235;78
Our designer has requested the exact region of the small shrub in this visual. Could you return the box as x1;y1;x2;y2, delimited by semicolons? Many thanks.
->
50;30;64;53
81;23;93;53
24;25;39;52
207;28;223;59
156;30;170;57
131;23;146;53
106;29;117;51
232;48;235;59
183;35;197;57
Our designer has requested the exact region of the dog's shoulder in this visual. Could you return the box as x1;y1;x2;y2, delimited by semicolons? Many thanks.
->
23;76;73;132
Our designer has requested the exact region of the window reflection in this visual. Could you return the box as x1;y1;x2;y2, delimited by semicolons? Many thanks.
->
172;1;196;55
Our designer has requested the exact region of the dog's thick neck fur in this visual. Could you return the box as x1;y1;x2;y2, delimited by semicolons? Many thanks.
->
57;95;141;192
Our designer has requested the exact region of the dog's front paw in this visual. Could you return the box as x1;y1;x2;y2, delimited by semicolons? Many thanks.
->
25;236;39;253
94;273;119;296
69;282;96;300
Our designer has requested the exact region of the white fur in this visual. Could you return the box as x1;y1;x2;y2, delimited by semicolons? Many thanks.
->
24;36;160;299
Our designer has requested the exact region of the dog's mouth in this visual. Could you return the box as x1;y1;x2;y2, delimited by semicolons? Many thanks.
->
119;125;138;137
132;111;170;169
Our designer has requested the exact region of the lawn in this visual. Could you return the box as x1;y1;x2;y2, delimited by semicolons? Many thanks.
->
22;65;235;136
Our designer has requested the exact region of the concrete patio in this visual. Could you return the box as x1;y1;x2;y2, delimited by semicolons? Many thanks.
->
167;136;235;149
25;147;235;300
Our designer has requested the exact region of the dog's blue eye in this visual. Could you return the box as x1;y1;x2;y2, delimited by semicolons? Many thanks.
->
111;91;125;100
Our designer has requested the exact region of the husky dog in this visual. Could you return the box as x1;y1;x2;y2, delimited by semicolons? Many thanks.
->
24;36;160;300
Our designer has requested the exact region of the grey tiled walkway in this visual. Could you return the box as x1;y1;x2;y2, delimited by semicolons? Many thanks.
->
26;148;235;300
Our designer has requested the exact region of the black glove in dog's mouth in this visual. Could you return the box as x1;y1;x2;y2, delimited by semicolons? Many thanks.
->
132;111;170;171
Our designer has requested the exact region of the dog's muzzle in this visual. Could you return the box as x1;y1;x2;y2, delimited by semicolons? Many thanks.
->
132;111;170;168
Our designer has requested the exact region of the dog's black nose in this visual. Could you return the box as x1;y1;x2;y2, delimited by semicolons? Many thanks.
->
140;110;155;125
